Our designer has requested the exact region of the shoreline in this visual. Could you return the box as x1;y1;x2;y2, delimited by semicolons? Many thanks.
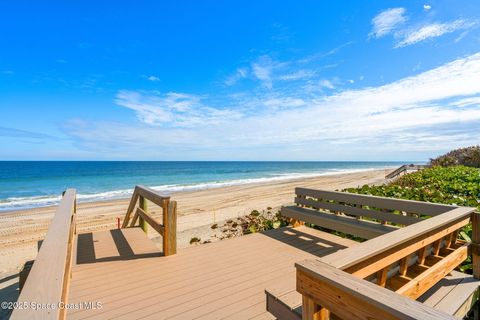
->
0;168;389;276
0;167;396;213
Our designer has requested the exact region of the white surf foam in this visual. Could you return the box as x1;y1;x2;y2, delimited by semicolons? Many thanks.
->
0;167;388;212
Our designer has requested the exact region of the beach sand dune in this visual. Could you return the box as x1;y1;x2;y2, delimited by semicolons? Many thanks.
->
0;169;388;277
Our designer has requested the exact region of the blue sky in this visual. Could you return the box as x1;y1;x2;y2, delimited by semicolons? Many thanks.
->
1;0;479;161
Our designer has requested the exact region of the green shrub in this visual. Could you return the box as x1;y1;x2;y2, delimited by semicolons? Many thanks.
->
430;146;480;168
344;165;480;274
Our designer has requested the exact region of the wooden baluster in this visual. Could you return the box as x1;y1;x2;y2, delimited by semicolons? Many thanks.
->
432;239;441;256
445;232;454;249
451;230;459;245
472;212;480;279
139;195;148;233
399;256;409;276
417;246;427;265
377;266;389;287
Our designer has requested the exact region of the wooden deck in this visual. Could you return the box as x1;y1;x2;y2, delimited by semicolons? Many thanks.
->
67;226;357;319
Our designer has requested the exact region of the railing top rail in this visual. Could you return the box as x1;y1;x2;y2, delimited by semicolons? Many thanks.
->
11;189;77;320
135;185;170;206
122;185;170;228
295;188;455;216
317;206;475;270
296;260;454;320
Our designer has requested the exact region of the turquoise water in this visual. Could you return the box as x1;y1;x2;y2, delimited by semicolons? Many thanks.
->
0;161;403;212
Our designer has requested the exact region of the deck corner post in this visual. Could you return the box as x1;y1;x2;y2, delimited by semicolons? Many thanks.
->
139;195;148;233
164;201;177;256
164;200;177;256
472;212;480;279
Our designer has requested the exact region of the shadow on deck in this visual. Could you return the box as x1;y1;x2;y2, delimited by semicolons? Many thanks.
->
75;228;163;265
67;225;357;320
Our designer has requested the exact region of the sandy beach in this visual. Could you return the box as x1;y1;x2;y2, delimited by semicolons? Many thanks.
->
0;168;388;278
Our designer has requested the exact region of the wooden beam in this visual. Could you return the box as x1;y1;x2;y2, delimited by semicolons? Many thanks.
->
296;260;454;320
136;208;164;235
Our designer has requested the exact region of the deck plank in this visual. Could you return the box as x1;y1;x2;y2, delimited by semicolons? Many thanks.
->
67;226;357;319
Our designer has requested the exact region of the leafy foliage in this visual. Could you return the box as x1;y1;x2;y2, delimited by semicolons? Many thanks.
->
429;145;480;168
344;165;480;274
344;166;480;209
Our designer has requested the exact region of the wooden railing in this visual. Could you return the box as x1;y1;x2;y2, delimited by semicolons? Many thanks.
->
11;189;77;320
122;185;177;256
295;204;477;319
385;164;428;179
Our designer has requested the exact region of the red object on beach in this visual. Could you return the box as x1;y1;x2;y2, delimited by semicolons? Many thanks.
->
117;217;120;229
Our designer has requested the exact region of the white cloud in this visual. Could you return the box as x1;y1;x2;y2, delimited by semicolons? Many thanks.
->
252;56;276;89
278;70;316;81
224;68;248;86
115;90;243;127
396;19;478;47
147;75;160;81
423;4;432;11
370;8;407;38
68;53;480;159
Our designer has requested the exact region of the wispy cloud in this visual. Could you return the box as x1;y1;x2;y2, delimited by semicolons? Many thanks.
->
396;19;478;47
147;75;160;81
224;68;248;86
370;8;407;38
67;52;480;159
0;126;56;140
278;70;316;81
115;90;243;127
251;56;279;89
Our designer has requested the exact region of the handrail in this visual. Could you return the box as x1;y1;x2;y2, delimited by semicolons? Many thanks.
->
385;164;428;179
11;189;77;320
296;260;454;320
285;188;479;319
122;185;176;256
320;206;474;271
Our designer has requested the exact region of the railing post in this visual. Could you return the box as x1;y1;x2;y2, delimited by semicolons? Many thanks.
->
139;196;148;233
163;200;177;256
472;212;480;279
302;295;328;320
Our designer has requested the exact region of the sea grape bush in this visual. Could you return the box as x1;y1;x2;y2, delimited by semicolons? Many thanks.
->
430;145;480;168
344;165;480;273
344;166;480;209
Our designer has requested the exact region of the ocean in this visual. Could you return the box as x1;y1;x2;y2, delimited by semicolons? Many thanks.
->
0;161;403;212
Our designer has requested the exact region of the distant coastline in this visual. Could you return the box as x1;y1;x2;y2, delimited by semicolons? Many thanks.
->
0;161;404;212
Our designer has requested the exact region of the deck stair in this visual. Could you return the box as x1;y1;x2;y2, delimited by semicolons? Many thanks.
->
385;164;428;179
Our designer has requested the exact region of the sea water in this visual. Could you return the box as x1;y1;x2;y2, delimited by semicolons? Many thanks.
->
0;161;404;212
